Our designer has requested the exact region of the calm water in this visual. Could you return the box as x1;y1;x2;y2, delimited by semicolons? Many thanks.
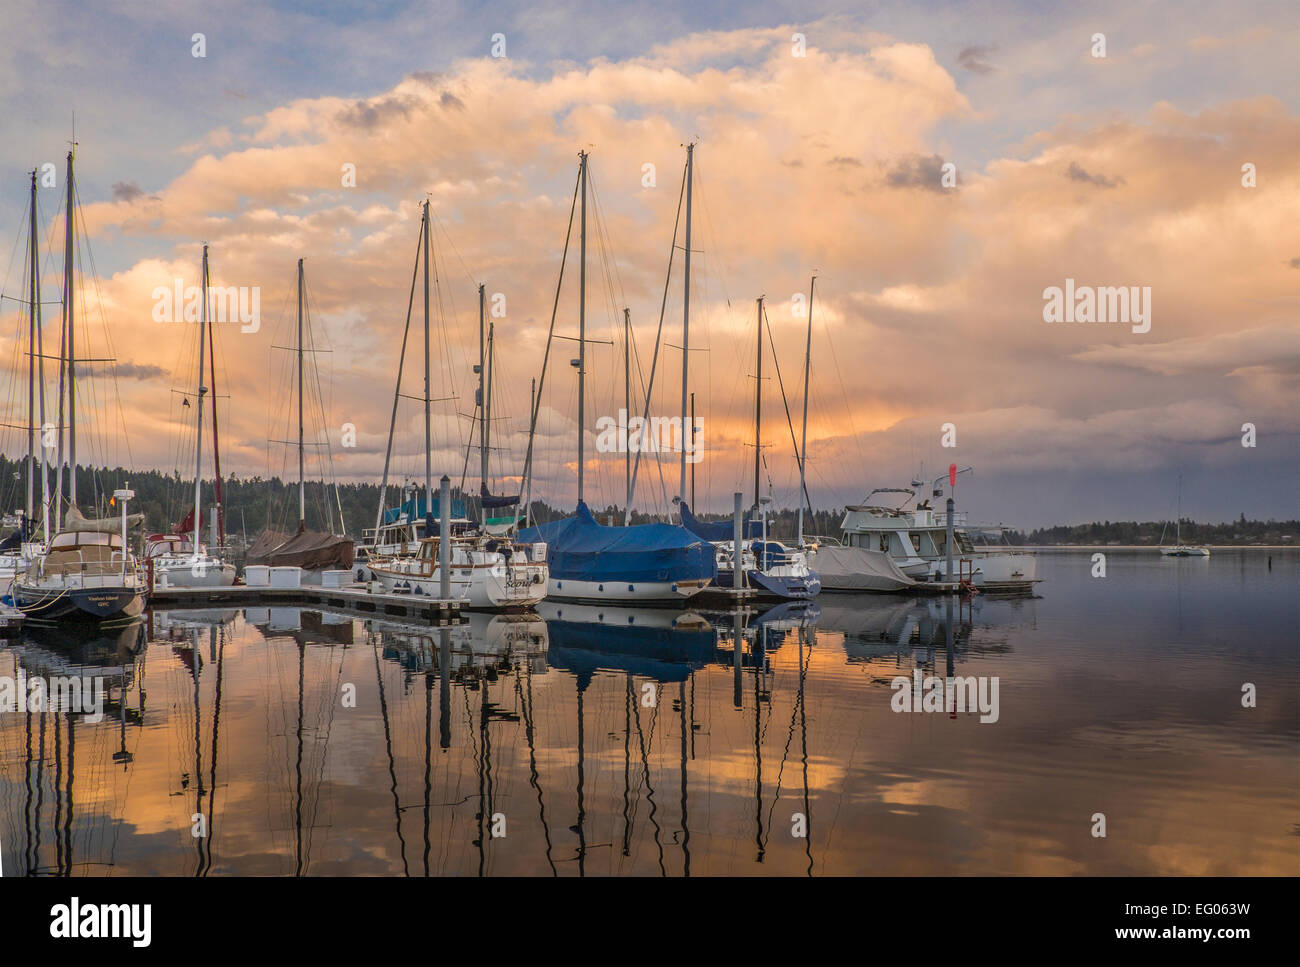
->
2;549;1296;876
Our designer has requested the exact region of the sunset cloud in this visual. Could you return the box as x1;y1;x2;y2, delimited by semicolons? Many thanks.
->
0;5;1295;527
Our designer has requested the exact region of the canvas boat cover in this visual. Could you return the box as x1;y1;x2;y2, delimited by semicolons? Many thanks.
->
678;501;760;542
480;482;520;510
63;506;145;535
813;544;916;592
246;526;355;570
518;500;716;585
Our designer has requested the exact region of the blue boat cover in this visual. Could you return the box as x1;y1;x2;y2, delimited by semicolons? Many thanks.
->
479;482;520;510
518;501;716;584
678;501;760;542
382;495;466;525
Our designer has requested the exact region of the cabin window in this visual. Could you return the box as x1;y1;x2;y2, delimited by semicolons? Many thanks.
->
879;535;890;553
909;533;921;552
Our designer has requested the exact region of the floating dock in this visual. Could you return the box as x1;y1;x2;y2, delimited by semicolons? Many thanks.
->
149;583;466;624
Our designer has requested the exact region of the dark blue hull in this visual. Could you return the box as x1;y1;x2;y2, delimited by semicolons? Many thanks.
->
716;567;821;600
14;584;146;623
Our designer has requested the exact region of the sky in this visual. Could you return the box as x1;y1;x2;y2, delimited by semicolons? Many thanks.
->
0;0;1296;529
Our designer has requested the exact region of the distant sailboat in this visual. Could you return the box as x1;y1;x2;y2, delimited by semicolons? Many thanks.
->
1159;474;1210;557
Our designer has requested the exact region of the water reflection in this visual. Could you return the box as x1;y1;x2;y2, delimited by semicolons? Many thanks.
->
1;552;1295;876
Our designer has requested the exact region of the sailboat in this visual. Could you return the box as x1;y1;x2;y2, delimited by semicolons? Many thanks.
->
246;259;355;580
364;201;547;609
146;244;236;588
680;294;820;599
1159;474;1210;557
13;148;148;621
1;168;52;598
516;150;715;604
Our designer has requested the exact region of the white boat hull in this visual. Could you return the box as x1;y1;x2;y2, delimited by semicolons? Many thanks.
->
1160;546;1210;557
374;565;546;610
915;551;1039;592
544;576;710;605
153;560;237;588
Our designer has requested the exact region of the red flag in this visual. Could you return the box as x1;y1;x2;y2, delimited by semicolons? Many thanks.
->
948;463;957;488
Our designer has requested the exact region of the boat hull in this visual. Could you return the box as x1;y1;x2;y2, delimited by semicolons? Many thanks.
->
14;583;146;622
153;560;237;589
373;566;546;610
544;576;711;605
716;567;821;600
916;551;1039;593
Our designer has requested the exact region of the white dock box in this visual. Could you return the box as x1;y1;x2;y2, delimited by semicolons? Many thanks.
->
532;542;547;563
321;569;350;588
269;566;302;589
244;565;271;587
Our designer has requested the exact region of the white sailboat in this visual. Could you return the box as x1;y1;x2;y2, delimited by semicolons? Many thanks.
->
147;244;236;589
1159;474;1210;557
364;200;547;609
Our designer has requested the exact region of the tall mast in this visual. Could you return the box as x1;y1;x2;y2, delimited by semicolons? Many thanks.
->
478;282;487;491
678;142;694;505
690;391;696;509
30;172;49;541
193;245;209;552
63;149;77;519
577;150;588;506
525;377;535;524
1176;473;1182;545
485;320;495;491
422;200;432;531
26;171;37;525
623;306;631;513
754;296;763;509
209;270;224;546
296;258;305;528
796;276;815;546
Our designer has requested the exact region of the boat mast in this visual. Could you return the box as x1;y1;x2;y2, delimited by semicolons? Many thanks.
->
296;258;305;528
678;142;694;506
796;276;815;546
577;150;588;505
690;391;696;509
208;266;224;546
486;320;495;492
63;149;77;521
193;245;209;552
25;171;37;529
624;306;631;514
1176;473;1182;545
31;173;50;542
422;201;433;533
754;296;763;509
478;282;487;493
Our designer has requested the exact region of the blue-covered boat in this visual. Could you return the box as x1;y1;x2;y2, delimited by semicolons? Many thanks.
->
519;501;715;604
